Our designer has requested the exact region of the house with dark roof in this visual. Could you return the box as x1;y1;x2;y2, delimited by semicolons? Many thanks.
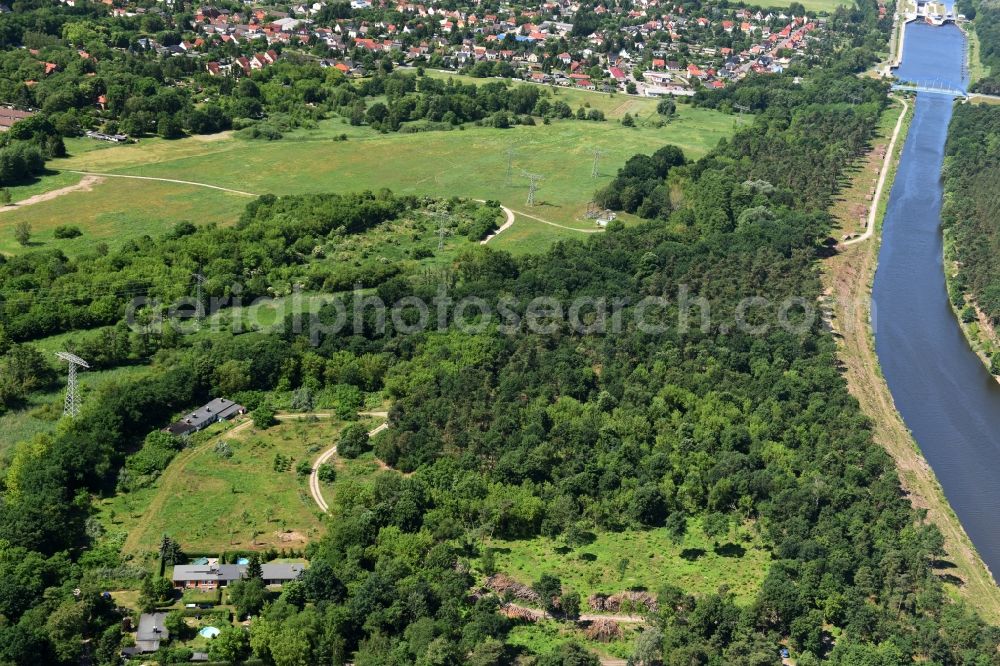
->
261;562;306;585
135;612;169;652
173;561;305;589
172;563;245;589
164;398;244;436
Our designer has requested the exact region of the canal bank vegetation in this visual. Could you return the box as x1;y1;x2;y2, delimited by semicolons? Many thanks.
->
824;95;1000;624
959;0;1000;94
966;25;992;86
942;103;1000;376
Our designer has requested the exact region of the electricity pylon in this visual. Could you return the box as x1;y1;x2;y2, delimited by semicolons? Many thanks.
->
192;272;206;318
591;148;605;178
524;171;543;207
56;351;90;418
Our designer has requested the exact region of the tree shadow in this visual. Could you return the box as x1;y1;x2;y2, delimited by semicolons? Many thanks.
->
578;552;597;562
714;542;746;558
930;558;957;570
679;548;706;561
937;573;965;587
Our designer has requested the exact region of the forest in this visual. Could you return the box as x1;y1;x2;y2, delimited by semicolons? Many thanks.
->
0;51;998;662
964;1;1000;95
941;104;1000;348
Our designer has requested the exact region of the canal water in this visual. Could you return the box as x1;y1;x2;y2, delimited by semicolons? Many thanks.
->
873;20;1000;578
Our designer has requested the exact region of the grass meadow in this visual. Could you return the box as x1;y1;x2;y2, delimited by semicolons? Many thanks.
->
97;415;381;561
0;99;734;256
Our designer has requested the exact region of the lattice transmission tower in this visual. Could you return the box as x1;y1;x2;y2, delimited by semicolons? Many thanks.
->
591;148;605;178
56;351;90;418
523;171;543;207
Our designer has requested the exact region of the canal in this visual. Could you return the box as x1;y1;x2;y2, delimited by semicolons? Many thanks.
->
873;20;1000;579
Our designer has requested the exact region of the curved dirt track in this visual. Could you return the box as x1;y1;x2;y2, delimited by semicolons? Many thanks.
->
310;419;388;513
0;174;105;212
67;170;257;196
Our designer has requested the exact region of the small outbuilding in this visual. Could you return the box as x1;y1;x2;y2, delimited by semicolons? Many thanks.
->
135;612;169;652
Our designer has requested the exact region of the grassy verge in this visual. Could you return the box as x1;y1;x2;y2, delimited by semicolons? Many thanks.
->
967;25;990;86
822;96;1000;624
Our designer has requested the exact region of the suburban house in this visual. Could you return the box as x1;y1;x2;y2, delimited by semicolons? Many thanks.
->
172;563;244;589
172;561;306;589
262;562;306;585
164;398;245;436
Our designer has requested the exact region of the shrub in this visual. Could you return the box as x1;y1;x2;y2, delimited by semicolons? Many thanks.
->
317;463;335;483
338;423;370;459
53;225;83;239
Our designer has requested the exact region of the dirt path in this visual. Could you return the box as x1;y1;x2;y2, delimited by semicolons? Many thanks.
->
66;170;257;196
0;174;105;212
310;418;389;513
478;200;599;243
509;207;604;233
823;100;1000;623
843;96;908;246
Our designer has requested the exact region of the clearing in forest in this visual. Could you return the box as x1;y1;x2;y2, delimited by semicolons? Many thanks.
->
481;520;771;608
100;415;379;561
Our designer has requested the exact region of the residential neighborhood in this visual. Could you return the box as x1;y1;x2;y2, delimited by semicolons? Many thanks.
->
89;0;829;98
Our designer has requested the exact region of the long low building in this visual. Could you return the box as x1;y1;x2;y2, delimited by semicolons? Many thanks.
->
164;397;245;436
172;561;306;589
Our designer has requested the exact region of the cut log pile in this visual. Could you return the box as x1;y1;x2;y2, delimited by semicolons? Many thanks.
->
485;573;541;604
585;618;623;642
500;603;540;622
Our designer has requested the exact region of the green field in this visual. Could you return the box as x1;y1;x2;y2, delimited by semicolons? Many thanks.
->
482;520;770;607
0;101;734;257
768;0;850;11
98;414;380;561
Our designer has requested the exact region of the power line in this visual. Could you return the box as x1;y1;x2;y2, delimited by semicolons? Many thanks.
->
505;147;516;186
